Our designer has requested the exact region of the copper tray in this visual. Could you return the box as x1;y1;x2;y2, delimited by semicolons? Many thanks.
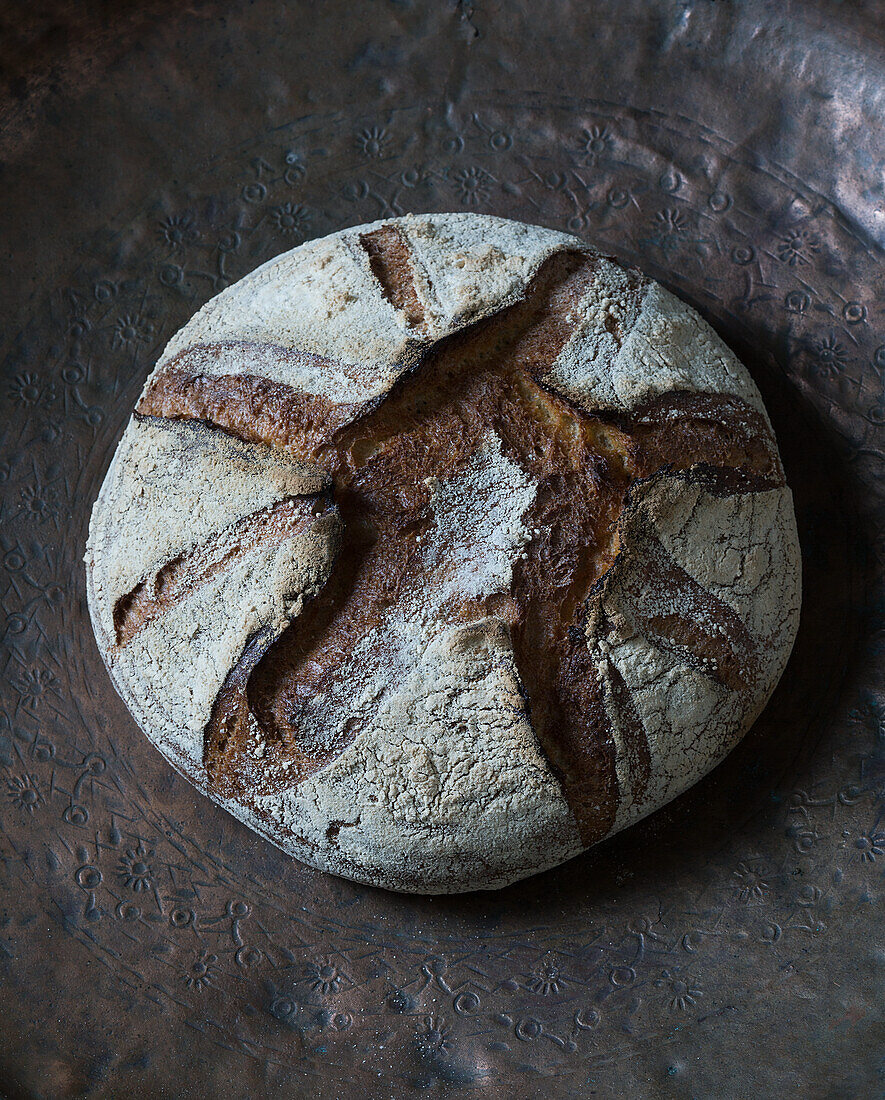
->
1;3;882;1096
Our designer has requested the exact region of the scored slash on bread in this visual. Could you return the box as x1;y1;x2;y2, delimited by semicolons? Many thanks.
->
85;213;801;893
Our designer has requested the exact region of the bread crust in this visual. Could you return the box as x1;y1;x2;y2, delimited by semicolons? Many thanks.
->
85;213;801;893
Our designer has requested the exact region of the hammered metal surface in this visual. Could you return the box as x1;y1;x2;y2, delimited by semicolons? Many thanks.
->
0;3;883;1097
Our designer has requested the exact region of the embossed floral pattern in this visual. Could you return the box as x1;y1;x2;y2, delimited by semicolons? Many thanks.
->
656;208;687;233
578;124;613;163
7;774;43;813
811;334;849;379
529;959;563;995
112;314;153;350
14;666;56;708
306;959;342;995
734;860;769;903
117;842;154;892
845;829;885;863
19;483;58;523
645;206;705;258
452;165;492;205
8;372;55;407
356;126;387;158
158;214;198;250
655;971;703;1012
272;202;310;237
183;952;217;991
416;1015;453;1055
776;228;820;266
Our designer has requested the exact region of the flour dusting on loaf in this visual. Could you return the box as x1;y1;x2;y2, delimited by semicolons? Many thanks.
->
86;213;801;893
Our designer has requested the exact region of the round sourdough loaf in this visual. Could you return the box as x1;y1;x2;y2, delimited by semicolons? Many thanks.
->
85;213;801;893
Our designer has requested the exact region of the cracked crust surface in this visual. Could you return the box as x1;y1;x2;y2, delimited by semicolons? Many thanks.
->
86;213;801;893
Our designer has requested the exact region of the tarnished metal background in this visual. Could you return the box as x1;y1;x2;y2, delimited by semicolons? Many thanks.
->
0;3;883;1096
